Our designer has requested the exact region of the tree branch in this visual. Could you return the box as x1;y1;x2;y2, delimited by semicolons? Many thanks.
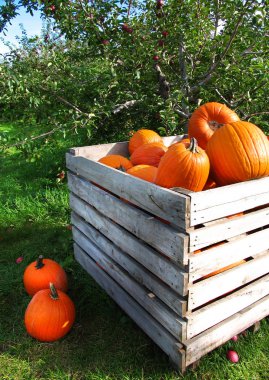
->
155;64;170;99
127;0;133;18
112;100;139;114
190;0;251;94
243;112;269;121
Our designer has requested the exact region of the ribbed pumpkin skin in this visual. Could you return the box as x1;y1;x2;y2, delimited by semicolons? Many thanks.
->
188;102;240;149
25;287;75;342
98;155;133;171
23;258;68;296
130;142;167;167
127;165;158;183
129;129;163;155
206;121;269;186
155;138;210;191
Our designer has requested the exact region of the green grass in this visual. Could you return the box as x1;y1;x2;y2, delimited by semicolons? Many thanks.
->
1;121;269;380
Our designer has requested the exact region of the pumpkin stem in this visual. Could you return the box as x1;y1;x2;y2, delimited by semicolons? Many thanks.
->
188;137;199;153
49;283;59;300
35;255;45;269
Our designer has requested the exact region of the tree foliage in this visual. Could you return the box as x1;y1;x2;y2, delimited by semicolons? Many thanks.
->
0;0;268;150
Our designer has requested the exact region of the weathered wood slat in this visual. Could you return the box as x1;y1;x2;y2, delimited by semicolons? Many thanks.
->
73;243;185;370
189;207;269;251
69;135;184;159
189;176;269;226
186;273;269;339
185;294;269;366
71;211;187;316
68;172;188;265
72;227;187;340
66;153;190;229
189;227;269;282
70;205;188;296
188;251;269;310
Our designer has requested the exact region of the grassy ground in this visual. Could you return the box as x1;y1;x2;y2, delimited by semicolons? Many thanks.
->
1;121;269;380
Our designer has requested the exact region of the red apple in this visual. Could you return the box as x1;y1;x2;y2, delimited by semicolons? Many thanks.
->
157;0;164;9
158;39;165;47
101;39;109;45
153;55;160;61
226;350;239;363
122;24;133;33
162;30;169;38
49;5;56;12
231;335;238;342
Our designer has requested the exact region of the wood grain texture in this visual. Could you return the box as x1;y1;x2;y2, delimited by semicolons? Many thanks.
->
189;206;269;251
186;273;269;338
188;251;269;310
189;176;269;226
72;227;186;340
70;206;188;296
68;172;189;265
66;153;190;229
73;243;185;371
185;294;269;365
189;227;269;282
71;211;187;316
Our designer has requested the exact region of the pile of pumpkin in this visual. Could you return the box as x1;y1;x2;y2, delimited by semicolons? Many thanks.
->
98;102;269;192
23;256;75;342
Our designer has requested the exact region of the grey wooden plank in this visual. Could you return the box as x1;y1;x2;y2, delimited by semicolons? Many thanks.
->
74;243;185;372
66;153;190;229
67;172;189;265
70;207;188;296
72;228;187;341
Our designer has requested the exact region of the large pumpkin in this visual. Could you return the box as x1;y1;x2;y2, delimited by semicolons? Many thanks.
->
98;154;133;171
129;129;163;155
155;137;210;191
127;165;158;183
206;120;269;186
188;102;240;149
130;142;167;167
25;283;75;342
23;256;68;296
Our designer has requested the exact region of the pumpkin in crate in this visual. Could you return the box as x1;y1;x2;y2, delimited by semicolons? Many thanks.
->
188;102;240;149
155;137;210;191
127;165;158;183
98;154;133;171
203;177;217;190
25;283;75;342
129;129;163;155
23;256;68;296
206;120;269;186
130;142;167;167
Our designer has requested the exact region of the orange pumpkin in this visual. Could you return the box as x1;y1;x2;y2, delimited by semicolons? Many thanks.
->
98;154;133;171
130;142;167;167
203;177;217;190
127;165;158;183
168;137;190;150
23;256;68;296
25;283;75;342
129;129;163;155
188;102;240;149
206;121;269;186
155;137;210;191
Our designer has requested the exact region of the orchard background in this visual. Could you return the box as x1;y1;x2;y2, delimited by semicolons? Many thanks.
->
0;1;269;379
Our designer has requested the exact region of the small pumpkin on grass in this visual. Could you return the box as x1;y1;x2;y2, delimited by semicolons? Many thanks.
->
128;129;163;155
130;142;167;167
155;137;210;191
23;255;68;296
188;102;240;149
98;154;133;171
25;283;75;342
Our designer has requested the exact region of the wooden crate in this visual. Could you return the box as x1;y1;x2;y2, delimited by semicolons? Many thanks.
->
66;136;269;373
